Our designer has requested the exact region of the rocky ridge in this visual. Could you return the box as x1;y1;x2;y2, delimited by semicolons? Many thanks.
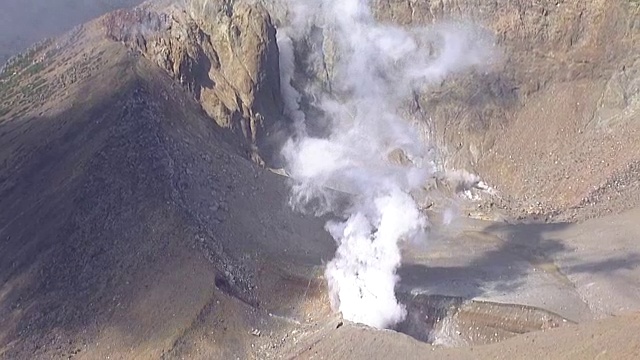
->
102;0;285;165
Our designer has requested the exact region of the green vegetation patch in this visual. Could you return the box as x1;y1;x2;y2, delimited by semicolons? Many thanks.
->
0;38;55;104
0;38;54;81
19;76;48;98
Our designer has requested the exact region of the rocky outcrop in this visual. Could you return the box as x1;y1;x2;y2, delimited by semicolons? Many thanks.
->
102;0;284;165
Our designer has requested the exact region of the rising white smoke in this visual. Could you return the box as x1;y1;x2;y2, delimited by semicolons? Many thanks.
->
278;0;496;329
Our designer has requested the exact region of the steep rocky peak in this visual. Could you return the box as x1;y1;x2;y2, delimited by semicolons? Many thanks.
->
102;0;284;166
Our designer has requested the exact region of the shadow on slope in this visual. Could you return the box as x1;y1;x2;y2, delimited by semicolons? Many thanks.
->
0;56;333;359
400;221;640;303
395;220;640;344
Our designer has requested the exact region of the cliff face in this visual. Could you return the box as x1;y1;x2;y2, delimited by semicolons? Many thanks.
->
102;0;284;165
392;0;640;219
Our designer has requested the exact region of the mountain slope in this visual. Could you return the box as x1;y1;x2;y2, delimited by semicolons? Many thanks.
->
0;17;333;359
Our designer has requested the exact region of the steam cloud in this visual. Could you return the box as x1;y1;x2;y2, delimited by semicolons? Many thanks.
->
277;0;496;329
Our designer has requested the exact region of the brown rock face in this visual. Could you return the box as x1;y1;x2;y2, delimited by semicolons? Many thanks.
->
102;0;284;165
374;0;640;219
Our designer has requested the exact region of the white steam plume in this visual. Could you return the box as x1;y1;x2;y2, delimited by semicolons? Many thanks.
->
278;0;496;329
